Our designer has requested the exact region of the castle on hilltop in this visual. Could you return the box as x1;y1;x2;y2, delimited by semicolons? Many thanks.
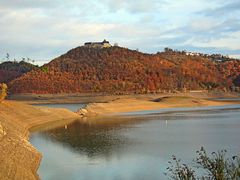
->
84;39;112;48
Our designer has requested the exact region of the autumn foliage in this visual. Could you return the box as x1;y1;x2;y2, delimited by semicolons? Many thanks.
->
0;61;38;84
0;83;7;101
6;47;240;94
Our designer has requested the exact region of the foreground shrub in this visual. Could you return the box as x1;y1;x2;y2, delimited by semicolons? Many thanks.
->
0;83;7;102
166;147;240;180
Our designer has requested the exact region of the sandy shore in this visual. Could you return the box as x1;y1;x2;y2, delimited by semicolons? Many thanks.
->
0;100;80;180
77;96;240;117
0;94;239;179
9;91;240;104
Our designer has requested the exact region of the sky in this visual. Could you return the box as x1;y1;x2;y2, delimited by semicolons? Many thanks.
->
0;0;240;65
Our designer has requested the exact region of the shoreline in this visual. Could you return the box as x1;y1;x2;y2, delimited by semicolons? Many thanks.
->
0;94;240;179
77;96;240;117
8;91;240;104
0;100;80;180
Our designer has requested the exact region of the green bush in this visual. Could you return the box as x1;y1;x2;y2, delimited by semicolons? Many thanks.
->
166;147;240;180
0;83;7;102
40;66;49;73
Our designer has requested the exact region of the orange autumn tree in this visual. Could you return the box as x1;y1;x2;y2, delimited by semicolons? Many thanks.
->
0;83;7;102
8;47;240;94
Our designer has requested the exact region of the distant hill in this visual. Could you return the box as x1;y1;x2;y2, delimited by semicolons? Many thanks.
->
0;61;38;84
8;46;240;94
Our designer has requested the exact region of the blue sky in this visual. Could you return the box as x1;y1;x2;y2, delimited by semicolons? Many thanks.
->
0;0;239;64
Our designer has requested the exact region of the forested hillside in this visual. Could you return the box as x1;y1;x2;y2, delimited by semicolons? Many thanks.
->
0;61;38;84
7;47;240;94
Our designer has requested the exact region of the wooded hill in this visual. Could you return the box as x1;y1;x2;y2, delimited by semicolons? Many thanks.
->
5;46;240;94
0;61;38;84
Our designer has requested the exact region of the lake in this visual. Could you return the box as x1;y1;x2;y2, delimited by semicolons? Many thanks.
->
30;104;240;180
33;103;86;112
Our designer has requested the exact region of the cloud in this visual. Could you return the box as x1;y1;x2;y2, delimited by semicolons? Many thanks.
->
0;0;239;62
197;0;240;17
230;54;240;59
193;31;240;51
0;0;59;9
102;0;166;14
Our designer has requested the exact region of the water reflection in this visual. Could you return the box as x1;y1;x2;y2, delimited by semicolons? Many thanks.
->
39;120;131;158
34;105;240;159
30;105;240;180
122;104;240;118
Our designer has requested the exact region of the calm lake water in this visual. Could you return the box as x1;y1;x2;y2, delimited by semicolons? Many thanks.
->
33;103;86;112
30;104;240;180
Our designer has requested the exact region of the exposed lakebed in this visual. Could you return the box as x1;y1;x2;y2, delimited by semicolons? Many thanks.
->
30;103;240;180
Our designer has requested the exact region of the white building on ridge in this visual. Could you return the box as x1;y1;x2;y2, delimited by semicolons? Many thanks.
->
84;39;112;48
